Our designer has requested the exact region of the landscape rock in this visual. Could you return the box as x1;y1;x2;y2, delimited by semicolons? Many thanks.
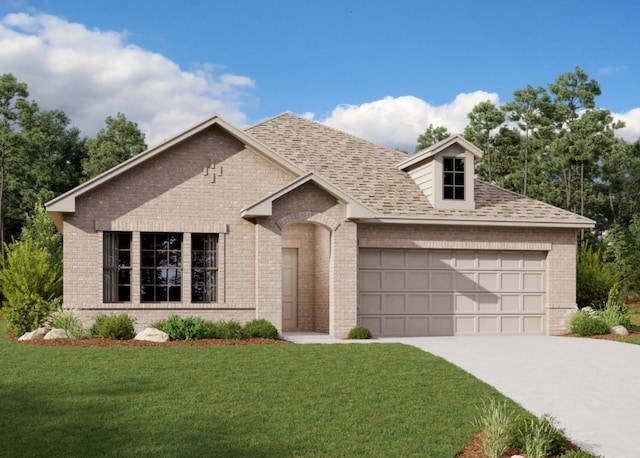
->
135;327;169;343
581;306;596;316
44;328;69;340
18;327;47;341
611;325;629;335
510;455;525;458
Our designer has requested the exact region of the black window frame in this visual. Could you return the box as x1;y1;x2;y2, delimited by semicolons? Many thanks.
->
191;233;218;303
103;232;132;303
140;232;183;302
443;157;465;200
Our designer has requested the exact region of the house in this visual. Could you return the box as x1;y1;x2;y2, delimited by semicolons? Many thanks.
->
45;113;594;337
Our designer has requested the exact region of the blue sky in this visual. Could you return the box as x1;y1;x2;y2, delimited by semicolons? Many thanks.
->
1;0;639;150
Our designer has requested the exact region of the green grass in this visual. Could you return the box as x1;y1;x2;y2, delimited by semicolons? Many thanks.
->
0;322;526;457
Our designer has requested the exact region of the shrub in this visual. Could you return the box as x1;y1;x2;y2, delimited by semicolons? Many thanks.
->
241;319;278;339
570;311;611;336
508;414;567;457
559;451;602;458
472;398;517;458
347;326;372;339
153;315;208;341
592;283;632;329
91;313;136;340
576;243;617;309
49;310;85;339
0;238;63;335
207;320;242;339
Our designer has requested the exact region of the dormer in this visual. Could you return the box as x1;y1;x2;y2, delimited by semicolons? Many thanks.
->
397;135;483;210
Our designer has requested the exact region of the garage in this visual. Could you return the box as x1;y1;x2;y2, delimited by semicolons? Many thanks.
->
358;248;546;336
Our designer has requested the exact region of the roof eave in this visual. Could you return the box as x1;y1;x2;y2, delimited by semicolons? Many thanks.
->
354;215;595;229
397;134;484;170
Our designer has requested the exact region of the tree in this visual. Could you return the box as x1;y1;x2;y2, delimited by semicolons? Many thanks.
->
600;138;640;226
502;85;552;195
82;112;147;180
0;203;62;335
4;109;88;239
463;101;504;182
415;124;451;152
0;74;37;255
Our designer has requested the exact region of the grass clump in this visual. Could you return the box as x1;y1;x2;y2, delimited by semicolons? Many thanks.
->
472;398;517;458
509;414;567;457
241;319;278;339
347;325;372;339
48;310;85;339
570;310;610;336
91;313;135;340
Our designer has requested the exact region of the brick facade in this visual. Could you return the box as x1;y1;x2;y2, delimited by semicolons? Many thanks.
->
55;120;581;337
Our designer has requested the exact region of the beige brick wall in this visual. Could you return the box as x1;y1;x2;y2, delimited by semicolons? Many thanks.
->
358;224;578;335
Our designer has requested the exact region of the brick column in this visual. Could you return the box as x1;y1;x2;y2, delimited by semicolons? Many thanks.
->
329;221;358;338
255;221;283;332
545;230;579;335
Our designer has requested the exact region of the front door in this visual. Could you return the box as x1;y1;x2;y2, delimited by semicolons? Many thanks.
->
282;248;298;330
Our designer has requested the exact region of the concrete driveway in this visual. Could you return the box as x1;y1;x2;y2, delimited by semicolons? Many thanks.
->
379;336;640;458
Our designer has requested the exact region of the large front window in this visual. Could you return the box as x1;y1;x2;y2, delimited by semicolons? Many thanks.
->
103;232;132;302
141;233;182;302
191;233;218;302
443;157;465;200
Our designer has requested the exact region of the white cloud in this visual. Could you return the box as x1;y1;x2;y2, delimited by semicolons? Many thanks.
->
0;13;256;146
318;91;500;151
614;108;640;142
599;66;626;76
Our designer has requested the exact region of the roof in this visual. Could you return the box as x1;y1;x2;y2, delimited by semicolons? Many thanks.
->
46;111;595;230
397;134;483;171
247;113;594;229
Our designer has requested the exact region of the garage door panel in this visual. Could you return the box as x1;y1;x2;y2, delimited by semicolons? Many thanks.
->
523;295;544;312
478;295;499;312
407;294;429;313
429;316;454;336
407;272;428;290
432;271;454;289
478;272;499;290
523;316;544;334
360;271;382;290
358;248;546;336
456;272;477;290
455;295;475;313
382;271;405;289
360;294;382;313
524;273;544;290
430;294;453;313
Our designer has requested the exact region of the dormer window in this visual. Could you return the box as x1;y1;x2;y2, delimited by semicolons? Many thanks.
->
443;157;465;200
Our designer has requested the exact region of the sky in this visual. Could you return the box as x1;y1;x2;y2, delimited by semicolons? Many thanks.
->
0;0;639;151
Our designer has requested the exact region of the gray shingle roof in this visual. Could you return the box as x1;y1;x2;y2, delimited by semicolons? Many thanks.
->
247;112;593;226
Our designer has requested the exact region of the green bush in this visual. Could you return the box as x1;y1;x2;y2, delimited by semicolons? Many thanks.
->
559;451;602;458
153;315;208;341
0;238;63;335
570;311;611;336
91;313;136;340
347;326;372;339
207;320;242;339
594;306;631;329
49;310;85;339
241;319;278;339
508;414;567;457
576;243;617;310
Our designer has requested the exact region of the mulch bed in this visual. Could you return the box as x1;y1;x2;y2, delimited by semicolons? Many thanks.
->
455;432;581;457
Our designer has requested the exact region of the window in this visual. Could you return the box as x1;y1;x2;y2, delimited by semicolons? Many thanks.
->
141;233;182;302
192;233;218;302
103;232;132;302
443;157;465;200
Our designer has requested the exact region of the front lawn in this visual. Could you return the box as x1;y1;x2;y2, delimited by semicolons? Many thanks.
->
0;323;527;457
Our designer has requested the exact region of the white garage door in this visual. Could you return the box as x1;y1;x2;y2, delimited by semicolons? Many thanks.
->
358;249;546;336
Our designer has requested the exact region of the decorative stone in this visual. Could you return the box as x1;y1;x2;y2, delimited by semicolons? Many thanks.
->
581;306;596;316
44;328;69;340
18;327;47;341
611;325;629;335
510;455;526;458
135;327;169;343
